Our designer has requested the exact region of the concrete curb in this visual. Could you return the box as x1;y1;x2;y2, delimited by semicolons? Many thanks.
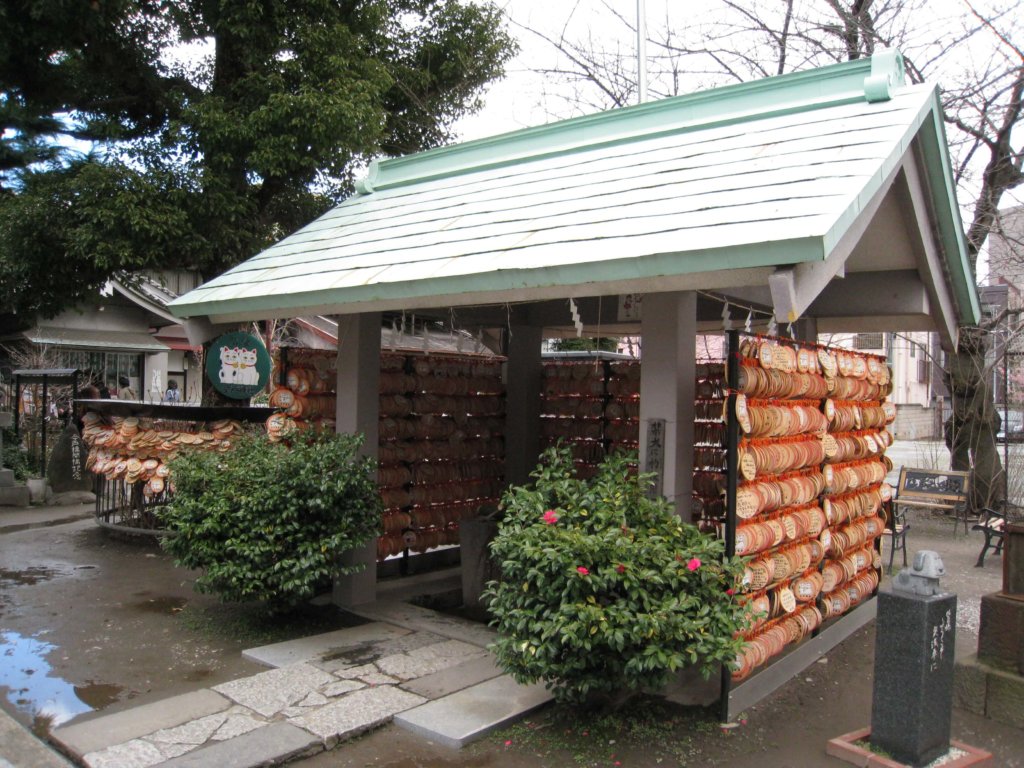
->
0;504;93;534
0;708;74;768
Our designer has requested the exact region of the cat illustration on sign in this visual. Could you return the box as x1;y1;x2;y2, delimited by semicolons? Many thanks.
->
219;347;240;384
237;347;260;385
219;347;261;386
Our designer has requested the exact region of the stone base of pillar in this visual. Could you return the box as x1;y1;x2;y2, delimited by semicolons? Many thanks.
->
0;485;31;507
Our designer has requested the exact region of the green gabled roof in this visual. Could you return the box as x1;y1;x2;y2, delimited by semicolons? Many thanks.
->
170;50;978;327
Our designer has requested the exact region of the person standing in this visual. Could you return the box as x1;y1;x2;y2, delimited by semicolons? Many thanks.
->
118;376;137;400
164;380;181;402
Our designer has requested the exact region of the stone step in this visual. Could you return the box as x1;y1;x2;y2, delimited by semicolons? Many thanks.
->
242;622;411;668
52;689;231;760
351;599;497;649
399;654;503;700
155;722;322;767
394;674;553;748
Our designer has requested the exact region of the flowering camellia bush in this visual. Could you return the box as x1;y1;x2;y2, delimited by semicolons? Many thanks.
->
485;445;748;706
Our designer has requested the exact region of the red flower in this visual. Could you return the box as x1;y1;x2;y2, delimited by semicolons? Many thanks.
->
686;557;702;571
577;566;590;575
726;588;735;595
616;564;626;574
542;509;559;525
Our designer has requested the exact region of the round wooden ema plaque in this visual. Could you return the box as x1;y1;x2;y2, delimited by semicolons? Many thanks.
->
779;586;797;613
797;348;810;373
740;451;757;481
734;394;752;433
822;497;834;524
882;401;897;422
735;488;760;519
824;399;836;422
820;528;832;551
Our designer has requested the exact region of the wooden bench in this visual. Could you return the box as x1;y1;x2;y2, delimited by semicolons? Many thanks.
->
893;467;971;534
973;506;1006;567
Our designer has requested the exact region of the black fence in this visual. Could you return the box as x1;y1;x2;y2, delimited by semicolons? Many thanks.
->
94;476;172;535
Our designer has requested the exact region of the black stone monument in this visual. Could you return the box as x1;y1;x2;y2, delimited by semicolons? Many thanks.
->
46;422;92;494
871;551;957;767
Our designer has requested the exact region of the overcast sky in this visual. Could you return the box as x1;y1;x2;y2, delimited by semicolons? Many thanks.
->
452;0;1021;278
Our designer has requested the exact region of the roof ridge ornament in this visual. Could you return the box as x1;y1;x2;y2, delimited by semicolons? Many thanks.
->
354;159;380;195
863;48;906;103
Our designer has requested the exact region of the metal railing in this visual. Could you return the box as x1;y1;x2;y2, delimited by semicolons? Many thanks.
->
93;475;172;536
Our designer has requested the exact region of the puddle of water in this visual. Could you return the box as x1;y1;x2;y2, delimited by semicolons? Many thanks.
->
321;644;381;666
183;668;215;683
0;630;119;726
0;567;60;587
74;681;123;709
131;596;188;614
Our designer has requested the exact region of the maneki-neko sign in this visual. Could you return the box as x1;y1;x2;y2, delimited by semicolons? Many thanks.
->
205;332;271;399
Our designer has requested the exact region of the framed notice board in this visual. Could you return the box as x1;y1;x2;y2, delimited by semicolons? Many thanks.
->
896;467;969;501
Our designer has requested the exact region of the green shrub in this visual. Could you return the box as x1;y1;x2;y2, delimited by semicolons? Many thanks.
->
485;446;747;706
161;430;381;613
2;427;32;481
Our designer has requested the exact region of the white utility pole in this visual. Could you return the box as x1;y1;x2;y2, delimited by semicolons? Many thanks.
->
637;0;648;103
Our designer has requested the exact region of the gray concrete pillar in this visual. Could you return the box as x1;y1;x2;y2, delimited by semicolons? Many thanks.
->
639;292;697;521
790;317;818;344
504;325;543;487
333;312;381;607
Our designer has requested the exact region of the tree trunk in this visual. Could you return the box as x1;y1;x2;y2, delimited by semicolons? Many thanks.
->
945;329;1003;512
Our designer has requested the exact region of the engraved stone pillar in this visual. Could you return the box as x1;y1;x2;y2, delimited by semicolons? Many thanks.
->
871;555;957;766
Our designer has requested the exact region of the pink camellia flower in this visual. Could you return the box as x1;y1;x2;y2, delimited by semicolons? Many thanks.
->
726;588;735;596
616;564;626;574
577;566;590;575
542;509;559;525
686;557;702;571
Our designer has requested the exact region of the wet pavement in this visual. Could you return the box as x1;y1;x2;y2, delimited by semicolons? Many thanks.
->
0;513;266;733
4;455;1024;767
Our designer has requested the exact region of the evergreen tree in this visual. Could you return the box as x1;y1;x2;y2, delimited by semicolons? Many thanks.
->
0;0;516;318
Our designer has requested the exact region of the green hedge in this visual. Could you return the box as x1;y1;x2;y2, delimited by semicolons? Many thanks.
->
161;430;381;613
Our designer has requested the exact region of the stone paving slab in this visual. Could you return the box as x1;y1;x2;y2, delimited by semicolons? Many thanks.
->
311;630;446;674
289;686;426;746
53;689;231;758
156;722;322;768
399;654;504;700
212;663;335;718
82;737;171;768
375;639;488;681
394;674;554;749
242;622;411;668
351;600;497;649
147;706;266;747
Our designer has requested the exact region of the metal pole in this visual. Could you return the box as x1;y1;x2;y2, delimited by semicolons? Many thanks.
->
41;374;48;477
13;375;20;441
719;329;740;723
637;0;648;104
1005;351;1010;506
